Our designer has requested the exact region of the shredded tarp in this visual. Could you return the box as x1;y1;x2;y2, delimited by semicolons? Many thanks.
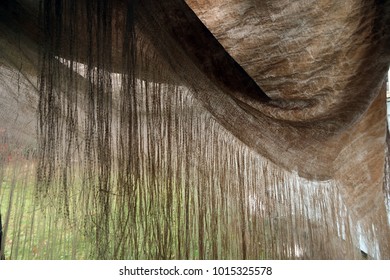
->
0;0;389;259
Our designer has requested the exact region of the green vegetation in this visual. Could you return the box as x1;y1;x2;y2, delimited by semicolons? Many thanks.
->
0;158;261;260
0;161;92;259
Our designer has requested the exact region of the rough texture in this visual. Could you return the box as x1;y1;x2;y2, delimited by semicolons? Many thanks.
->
186;0;389;119
0;0;389;259
138;0;390;216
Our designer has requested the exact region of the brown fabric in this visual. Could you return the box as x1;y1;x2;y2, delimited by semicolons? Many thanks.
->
184;0;390;177
0;0;389;259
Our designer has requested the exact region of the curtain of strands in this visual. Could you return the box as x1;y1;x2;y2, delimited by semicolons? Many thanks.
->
0;0;389;259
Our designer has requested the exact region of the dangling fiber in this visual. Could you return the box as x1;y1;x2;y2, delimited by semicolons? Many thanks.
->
0;0;389;259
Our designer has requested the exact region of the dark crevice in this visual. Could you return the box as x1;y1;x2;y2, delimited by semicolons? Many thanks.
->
136;0;270;102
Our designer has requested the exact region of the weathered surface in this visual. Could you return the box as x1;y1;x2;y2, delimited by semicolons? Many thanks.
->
180;0;390;215
186;0;389;120
134;0;389;181
137;0;390;254
0;0;389;259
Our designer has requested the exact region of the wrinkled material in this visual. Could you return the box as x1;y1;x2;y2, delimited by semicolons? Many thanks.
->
0;0;389;259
